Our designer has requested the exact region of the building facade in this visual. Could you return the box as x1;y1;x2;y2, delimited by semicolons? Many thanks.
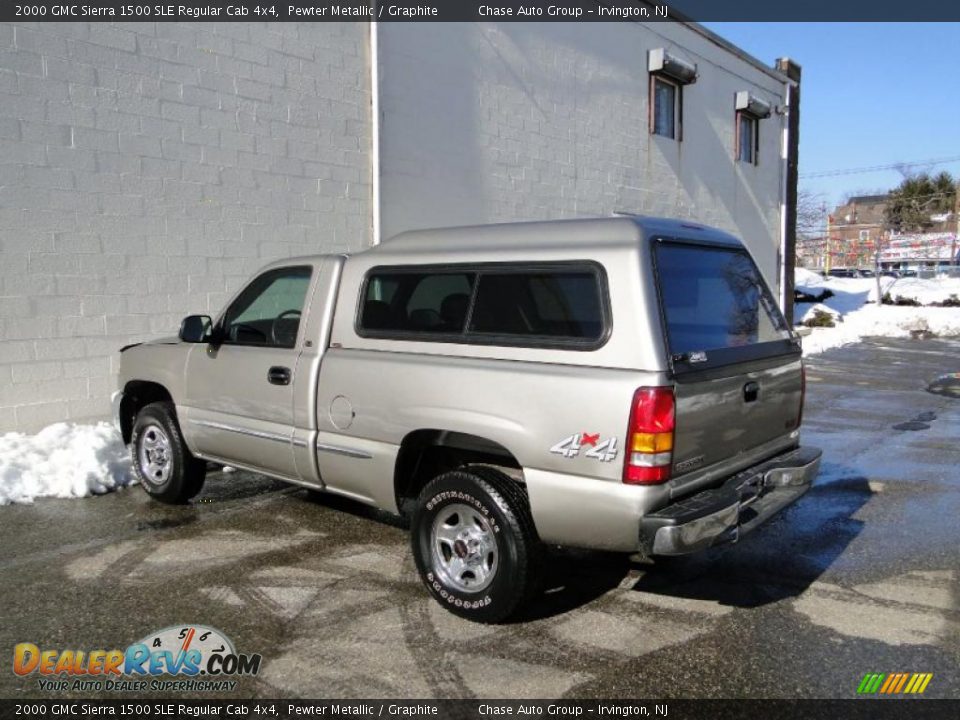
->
0;20;796;432
819;194;886;270
821;194;958;271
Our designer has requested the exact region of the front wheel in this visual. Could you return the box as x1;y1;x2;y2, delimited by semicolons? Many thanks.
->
411;466;542;623
130;401;206;504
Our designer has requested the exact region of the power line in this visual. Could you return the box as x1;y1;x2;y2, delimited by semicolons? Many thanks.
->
800;155;960;179
828;191;958;204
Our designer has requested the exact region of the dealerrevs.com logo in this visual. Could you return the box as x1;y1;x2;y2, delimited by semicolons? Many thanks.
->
13;625;261;693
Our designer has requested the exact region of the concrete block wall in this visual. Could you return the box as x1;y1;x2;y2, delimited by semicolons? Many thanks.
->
0;22;372;432
378;22;788;289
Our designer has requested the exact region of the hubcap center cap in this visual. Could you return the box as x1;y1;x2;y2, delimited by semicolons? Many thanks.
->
453;539;469;558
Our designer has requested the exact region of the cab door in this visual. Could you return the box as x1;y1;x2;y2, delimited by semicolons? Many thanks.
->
182;264;315;479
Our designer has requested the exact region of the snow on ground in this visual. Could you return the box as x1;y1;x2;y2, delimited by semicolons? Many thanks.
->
794;270;960;356
887;276;960;304
798;305;960;355
0;422;133;505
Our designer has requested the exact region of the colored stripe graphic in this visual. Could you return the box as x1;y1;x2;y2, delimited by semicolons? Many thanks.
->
893;674;909;693
879;674;897;693
857;672;932;695
858;673;885;694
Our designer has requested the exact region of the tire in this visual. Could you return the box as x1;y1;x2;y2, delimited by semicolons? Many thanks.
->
130;401;206;504
411;466;542;623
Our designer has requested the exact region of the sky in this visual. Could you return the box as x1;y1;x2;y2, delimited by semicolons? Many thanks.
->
702;23;960;217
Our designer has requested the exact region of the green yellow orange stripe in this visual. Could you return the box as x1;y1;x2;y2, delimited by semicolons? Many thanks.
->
858;671;933;695
866;673;885;693
894;673;910;693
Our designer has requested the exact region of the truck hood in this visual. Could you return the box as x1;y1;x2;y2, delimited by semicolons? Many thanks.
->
119;336;179;352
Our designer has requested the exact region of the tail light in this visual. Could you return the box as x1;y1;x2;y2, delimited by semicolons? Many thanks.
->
623;386;675;485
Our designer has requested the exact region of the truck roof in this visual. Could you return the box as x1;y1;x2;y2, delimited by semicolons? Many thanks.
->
374;216;743;255
273;216;744;267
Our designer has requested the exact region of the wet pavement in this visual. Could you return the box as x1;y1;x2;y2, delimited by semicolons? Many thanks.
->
1;336;958;700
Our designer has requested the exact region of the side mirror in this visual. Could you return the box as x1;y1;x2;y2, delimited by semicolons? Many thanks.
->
179;315;213;343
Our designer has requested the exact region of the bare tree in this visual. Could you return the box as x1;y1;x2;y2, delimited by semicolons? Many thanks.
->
797;188;825;238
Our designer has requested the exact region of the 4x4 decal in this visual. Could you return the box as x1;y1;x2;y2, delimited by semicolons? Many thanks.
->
550;433;619;462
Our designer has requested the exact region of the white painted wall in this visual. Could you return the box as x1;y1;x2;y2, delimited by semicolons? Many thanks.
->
0;22;371;432
377;22;788;289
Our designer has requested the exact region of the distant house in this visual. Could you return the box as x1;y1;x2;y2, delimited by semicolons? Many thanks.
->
826;194;956;270
827;194;888;268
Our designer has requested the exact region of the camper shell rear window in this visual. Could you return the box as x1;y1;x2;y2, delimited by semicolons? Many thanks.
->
652;239;798;373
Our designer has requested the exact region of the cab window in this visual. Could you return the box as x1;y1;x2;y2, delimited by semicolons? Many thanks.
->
221;266;312;348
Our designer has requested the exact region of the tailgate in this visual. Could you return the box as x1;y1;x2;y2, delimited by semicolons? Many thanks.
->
672;356;802;474
651;238;803;476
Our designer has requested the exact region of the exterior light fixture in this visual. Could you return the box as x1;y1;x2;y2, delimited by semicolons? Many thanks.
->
648;48;698;84
735;91;772;118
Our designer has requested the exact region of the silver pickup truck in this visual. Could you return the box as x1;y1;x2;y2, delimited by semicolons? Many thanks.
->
113;217;821;622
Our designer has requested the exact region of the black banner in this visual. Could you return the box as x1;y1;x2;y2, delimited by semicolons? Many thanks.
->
2;700;960;720
1;0;959;23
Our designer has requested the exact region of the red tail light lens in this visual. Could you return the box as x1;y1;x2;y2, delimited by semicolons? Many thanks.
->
623;386;676;485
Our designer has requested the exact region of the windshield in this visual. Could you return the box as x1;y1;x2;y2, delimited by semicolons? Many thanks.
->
654;242;791;358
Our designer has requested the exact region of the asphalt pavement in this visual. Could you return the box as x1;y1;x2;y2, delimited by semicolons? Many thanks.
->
1;336;958;700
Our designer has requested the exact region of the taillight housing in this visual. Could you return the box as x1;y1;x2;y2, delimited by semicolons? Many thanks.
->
623;386;675;485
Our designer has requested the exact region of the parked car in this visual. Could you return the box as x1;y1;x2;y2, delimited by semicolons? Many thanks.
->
881;270;900;279
113;217;821;622
856;268;875;278
827;268;854;278
901;269;918;278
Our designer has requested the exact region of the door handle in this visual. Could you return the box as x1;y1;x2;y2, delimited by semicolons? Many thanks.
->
743;381;759;403
268;366;291;386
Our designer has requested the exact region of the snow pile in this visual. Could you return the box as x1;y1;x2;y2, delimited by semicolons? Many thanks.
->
794;270;960;355
798;305;960;355
0;423;134;505
886;276;960;304
794;267;827;289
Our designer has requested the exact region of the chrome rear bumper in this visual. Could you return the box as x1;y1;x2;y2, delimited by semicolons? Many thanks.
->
640;446;822;556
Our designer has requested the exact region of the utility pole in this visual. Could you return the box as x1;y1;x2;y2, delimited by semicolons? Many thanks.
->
776;58;801;322
953;182;959;269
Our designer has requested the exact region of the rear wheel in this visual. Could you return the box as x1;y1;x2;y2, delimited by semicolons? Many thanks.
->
131;401;206;504
411;466;542;623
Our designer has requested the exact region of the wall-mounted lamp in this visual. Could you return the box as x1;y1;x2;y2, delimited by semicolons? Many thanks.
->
735;91;772;118
648;48;698;85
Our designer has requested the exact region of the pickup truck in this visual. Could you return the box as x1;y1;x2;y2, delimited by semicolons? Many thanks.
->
113;217;821;622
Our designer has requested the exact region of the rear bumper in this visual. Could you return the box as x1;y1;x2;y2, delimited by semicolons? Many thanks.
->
640;446;822;556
